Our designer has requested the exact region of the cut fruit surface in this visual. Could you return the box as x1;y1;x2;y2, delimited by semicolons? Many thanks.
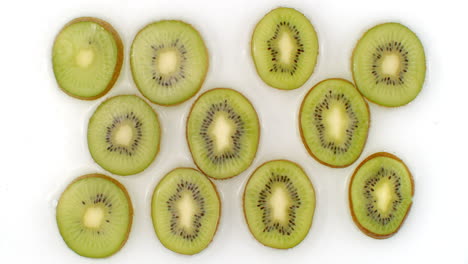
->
87;95;160;175
131;20;208;105
187;88;260;179
352;22;426;107
56;174;132;258
243;160;315;249
300;79;370;167
151;168;220;255
52;17;123;99
349;152;414;239
251;7;319;90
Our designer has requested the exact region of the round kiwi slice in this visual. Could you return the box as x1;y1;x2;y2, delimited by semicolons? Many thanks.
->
251;7;319;90
151;168;221;255
349;152;414;239
87;95;161;176
352;22;426;107
52;17;123;100
243;160;315;249
56;174;133;258
186;88;260;179
130;20;208;106
300;79;370;167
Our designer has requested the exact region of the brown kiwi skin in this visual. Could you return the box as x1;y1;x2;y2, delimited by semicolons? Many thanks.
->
350;22;426;108
242;159;316;249
56;173;133;258
348;152;415;239
130;20;209;107
298;78;370;168
250;7;319;91
186;88;261;180
53;17;124;100
87;94;162;176
150;167;222;255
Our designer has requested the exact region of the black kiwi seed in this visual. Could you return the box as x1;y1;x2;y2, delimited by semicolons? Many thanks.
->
313;90;359;155
104;112;143;156
257;173;301;236
199;100;245;164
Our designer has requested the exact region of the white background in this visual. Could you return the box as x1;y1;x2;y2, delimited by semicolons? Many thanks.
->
1;0;467;263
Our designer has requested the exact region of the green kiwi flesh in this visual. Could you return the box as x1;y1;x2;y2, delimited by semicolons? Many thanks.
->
300;79;370;167
56;174;133;258
151;168;221;255
52;17;123;100
349;152;414;239
131;20;208;105
243;160;315;249
187;88;260;179
251;7;319;90
352;22;426;107
87;95;160;176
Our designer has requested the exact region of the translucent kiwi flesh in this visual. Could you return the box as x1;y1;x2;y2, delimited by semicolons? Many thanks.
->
52;17;123;100
151;168;221;255
131;20;208;105
243;160;315;249
56;174;133;258
349;152;414;239
87;95;161;176
300;79;370;167
187;88;260;179
352;22;426;107
251;7;319;90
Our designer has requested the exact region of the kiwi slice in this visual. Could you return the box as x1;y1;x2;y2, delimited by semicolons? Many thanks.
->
300;79;370;167
130;20;208;106
151;168;221;255
56;174;133;258
243;160;315;249
87;95;160;176
251;7;319;90
52;17;123;100
349;152;414;239
186;88;260;179
352;22;426;107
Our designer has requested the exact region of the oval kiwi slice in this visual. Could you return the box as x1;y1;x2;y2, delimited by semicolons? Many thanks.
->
251;7;319;90
52;17;123;100
352;22;426;107
349;152;414;239
87;95;161;176
243;160;315;249
300;79;370;167
56;174;133;258
187;88;260;179
151;168;221;255
131;20;208;106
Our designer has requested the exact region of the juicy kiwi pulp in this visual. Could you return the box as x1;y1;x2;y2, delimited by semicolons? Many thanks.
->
349;153;414;239
187;88;260;179
87;95;160;176
352;22;426;107
251;7;319;90
52;17;123;99
151;168;220;255
131;20;208;105
243;160;315;249
56;174;133;258
300;79;370;167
